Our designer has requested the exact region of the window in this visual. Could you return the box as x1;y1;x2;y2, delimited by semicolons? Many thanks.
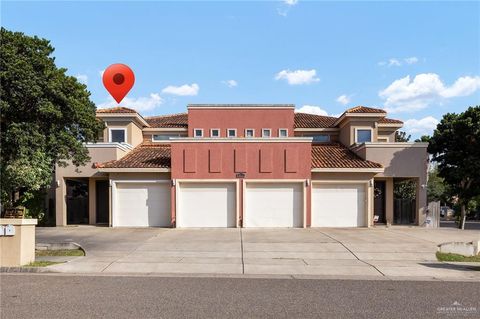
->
262;129;271;138
312;135;330;142
278;129;288;137
152;133;181;142
194;129;203;138
210;129;220;138
356;129;372;143
227;129;237;138
245;129;255;138
109;128;126;143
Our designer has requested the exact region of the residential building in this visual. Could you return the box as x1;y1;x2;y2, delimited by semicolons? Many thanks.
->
53;104;429;228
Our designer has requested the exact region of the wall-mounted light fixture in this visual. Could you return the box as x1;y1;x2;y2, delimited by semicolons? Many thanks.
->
306;179;310;187
172;179;176;186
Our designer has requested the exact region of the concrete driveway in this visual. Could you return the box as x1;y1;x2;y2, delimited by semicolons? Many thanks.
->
36;227;480;280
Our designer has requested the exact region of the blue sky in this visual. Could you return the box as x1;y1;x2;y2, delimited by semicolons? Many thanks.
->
2;1;479;137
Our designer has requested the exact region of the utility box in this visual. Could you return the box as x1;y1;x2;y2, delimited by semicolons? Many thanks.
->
0;219;38;267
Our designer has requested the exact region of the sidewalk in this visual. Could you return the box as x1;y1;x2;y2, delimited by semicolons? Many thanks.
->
34;226;480;281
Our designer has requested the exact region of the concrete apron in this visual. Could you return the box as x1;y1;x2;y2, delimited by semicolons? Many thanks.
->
37;227;480;281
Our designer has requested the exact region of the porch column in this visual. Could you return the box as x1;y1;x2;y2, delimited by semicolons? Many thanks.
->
417;177;427;226
385;178;394;225
55;178;66;226
88;179;96;225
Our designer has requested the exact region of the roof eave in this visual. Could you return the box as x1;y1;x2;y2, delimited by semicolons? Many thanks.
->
311;167;384;173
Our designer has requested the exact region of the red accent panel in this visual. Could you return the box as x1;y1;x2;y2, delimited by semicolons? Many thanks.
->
285;148;298;173
260;148;273;173
234;147;247;173
184;149;196;173
209;149;222;173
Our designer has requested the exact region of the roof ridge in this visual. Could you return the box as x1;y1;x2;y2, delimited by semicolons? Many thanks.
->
144;112;187;119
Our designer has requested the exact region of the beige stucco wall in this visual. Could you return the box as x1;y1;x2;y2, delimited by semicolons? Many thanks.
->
338;118;381;146
0;219;37;266
377;128;397;142
54;146;128;226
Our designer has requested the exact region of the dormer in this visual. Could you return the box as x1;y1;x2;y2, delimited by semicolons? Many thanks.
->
335;106;401;146
96;107;150;147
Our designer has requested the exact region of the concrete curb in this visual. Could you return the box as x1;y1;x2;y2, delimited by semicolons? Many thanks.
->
0;266;55;273
36;242;86;256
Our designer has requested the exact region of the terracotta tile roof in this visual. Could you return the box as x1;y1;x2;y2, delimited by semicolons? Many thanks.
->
379;117;403;124
96;107;137;114
311;143;382;169
294;112;338;128
101;144;171;168
145;113;188;128
345;106;386;114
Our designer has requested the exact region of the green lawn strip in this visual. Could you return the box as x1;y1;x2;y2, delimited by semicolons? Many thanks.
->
35;249;85;257
23;261;63;267
436;252;480;262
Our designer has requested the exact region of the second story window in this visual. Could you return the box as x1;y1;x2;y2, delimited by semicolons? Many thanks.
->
312;135;330;142
278;129;288;137
109;128;126;143
356;129;372;143
245;129;254;138
210;129;220;138
227;129;237;138
194;129;203;138
262;129;271;138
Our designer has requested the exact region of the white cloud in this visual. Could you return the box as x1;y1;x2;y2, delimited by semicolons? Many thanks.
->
295;105;329;116
222;80;238;88
275;69;319;85
404;57;419;65
336;94;350;105
379;73;480;113
378;56;419;67
403;116;439;136
162;83;199;96
75;74;88;85
284;0;298;5
98;93;163;112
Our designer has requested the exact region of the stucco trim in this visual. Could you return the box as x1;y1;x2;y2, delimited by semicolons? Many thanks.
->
333;113;386;126
294;128;339;132
311;168;384;173
169;137;313;143
85;142;133;151
377;123;403;128
188;104;295;109
143;128;188;132
96;113;150;127
99;168;171;173
352;142;429;150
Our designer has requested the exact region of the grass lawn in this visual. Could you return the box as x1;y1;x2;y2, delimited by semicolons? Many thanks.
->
436;252;480;262
35;249;85;257
23;261;63;267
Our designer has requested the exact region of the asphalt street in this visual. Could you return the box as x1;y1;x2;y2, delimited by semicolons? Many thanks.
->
1;274;479;319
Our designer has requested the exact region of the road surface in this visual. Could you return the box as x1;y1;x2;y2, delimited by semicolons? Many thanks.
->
1;274;479;318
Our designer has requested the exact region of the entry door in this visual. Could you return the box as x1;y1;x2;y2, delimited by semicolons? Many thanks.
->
374;181;386;223
96;180;109;224
66;179;89;224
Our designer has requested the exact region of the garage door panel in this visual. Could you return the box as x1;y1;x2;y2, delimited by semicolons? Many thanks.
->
115;183;171;227
245;183;303;227
177;183;236;228
312;184;365;227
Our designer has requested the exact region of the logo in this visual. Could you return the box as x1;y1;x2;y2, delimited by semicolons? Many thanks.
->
436;301;478;317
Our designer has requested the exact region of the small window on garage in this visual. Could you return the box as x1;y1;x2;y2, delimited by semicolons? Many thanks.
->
227;129;237;138
194;129;203;138
356;129;372;143
245;129;255;138
109;128;126;143
262;129;271;138
278;129;288;137
210;129;220;138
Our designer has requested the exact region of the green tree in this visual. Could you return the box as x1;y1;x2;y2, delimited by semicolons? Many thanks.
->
415;135;431;143
428;106;480;229
427;167;447;203
0;28;104;216
395;131;411;142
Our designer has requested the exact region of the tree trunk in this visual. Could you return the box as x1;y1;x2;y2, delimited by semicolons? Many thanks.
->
459;204;466;230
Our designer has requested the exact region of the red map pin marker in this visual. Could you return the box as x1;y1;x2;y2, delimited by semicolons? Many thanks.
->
102;64;135;104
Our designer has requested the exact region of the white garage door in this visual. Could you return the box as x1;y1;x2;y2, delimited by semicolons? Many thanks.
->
177;183;236;227
114;182;171;227
244;183;303;227
312;183;366;227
